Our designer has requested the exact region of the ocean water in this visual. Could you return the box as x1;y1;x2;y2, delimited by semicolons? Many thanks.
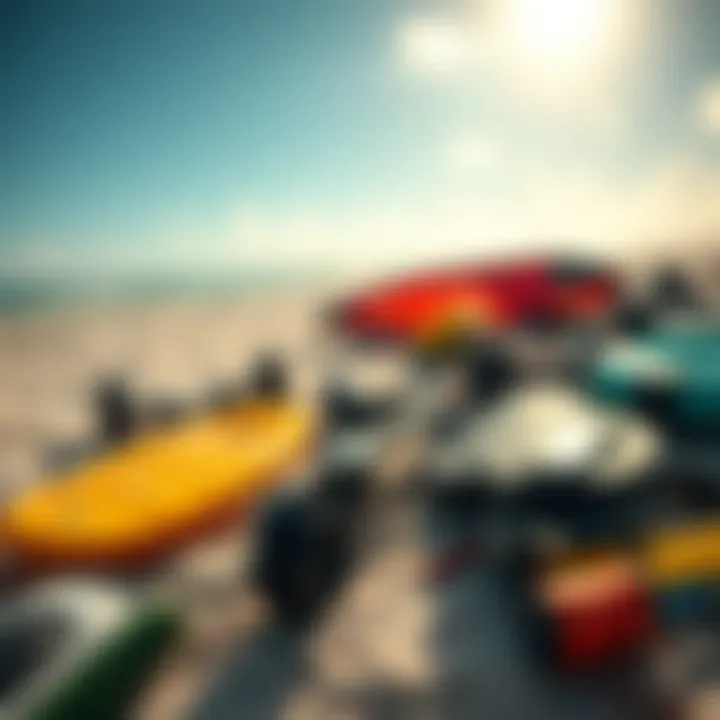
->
0;268;332;317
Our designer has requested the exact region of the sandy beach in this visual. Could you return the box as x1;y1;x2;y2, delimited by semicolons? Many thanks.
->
0;259;714;720
0;277;468;720
0;286;332;489
0;280;432;720
7;0;720;712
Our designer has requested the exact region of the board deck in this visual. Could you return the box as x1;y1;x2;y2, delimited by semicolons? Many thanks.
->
329;257;618;344
1;401;315;573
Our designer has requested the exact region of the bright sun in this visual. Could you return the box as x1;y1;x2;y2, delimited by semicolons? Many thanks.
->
400;0;642;108
506;0;623;86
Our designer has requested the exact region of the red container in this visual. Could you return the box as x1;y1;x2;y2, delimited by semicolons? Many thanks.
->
537;555;656;672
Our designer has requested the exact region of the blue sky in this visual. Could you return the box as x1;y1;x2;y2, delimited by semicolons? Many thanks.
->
2;0;720;276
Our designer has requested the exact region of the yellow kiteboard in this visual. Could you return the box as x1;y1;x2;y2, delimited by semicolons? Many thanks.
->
1;400;315;574
644;519;720;589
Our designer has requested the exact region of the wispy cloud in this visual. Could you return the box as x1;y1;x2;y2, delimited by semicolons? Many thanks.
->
438;133;497;174
696;81;720;134
5;152;720;279
397;0;651;125
397;14;477;78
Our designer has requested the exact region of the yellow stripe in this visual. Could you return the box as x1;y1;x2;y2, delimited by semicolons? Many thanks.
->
644;521;720;588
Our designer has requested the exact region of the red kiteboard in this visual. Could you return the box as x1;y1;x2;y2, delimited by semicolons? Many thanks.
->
328;256;619;344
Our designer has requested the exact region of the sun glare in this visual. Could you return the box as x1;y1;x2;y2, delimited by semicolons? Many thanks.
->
513;0;611;56
504;0;625;92
398;0;648;111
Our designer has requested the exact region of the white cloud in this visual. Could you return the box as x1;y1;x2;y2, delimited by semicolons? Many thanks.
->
397;0;651;123
397;15;477;77
222;159;720;267
439;134;496;173
623;157;720;241
6;154;720;278
696;81;720;134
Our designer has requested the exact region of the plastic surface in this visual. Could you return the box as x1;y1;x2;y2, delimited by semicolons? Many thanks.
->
330;257;618;344
2;401;314;571
430;385;663;495
645;521;720;589
592;321;720;432
535;554;655;672
0;581;180;720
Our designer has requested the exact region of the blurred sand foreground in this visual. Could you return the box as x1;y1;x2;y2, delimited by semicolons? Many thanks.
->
0;289;330;491
0;284;440;720
0;261;717;720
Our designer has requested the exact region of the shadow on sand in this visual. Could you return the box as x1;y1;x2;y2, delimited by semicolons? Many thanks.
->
426;505;677;720
189;624;307;720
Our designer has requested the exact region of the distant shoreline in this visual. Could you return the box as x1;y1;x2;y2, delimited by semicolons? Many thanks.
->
0;268;337;319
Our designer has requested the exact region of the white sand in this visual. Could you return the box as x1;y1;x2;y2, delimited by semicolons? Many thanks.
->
0;254;711;719
0;283;430;720
0;287;331;491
